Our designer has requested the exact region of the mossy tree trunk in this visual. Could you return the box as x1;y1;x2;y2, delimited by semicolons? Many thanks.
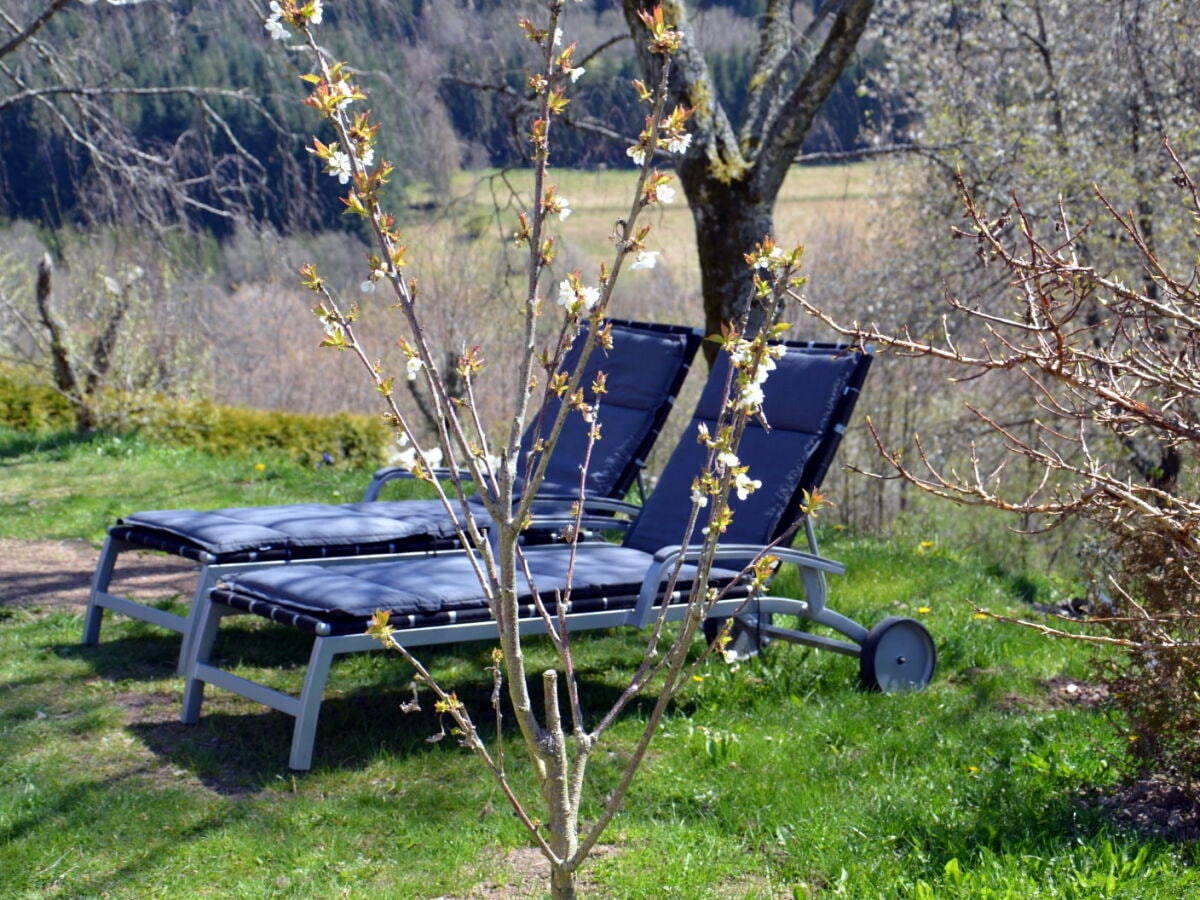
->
622;0;875;361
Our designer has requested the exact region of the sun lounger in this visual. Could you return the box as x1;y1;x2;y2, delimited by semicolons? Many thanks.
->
82;319;702;669
180;341;936;770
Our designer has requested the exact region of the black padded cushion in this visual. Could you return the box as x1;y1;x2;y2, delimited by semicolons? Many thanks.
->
218;543;740;623
623;347;862;557
117;501;461;557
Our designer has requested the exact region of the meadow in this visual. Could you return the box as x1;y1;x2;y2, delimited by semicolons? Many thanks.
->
2;427;1197;898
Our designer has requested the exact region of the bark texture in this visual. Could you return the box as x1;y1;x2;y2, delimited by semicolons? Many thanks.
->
621;0;875;359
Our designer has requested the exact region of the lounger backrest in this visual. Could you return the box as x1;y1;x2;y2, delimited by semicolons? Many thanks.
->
622;342;872;557
519;319;702;498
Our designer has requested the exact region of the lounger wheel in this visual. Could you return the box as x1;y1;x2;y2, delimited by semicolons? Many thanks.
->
858;616;936;692
702;613;773;659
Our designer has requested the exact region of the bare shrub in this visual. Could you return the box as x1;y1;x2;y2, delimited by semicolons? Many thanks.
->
801;148;1200;792
0;226;213;430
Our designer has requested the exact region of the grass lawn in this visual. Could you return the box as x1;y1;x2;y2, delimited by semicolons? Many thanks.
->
2;427;1197;897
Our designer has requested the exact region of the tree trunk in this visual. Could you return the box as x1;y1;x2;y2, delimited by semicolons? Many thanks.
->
35;253;98;432
620;0;877;363
680;174;775;358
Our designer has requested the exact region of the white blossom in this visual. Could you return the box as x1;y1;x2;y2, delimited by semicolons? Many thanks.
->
738;382;765;411
405;356;424;381
265;16;287;40
579;285;601;310
733;471;762;501
691;488;708;508
626;145;646;167
656;184;677;204
667;132;692;155
308;0;324;25
752;246;787;269
557;279;600;312
327;150;352;184
331;80;355;109
630;250;659;270
717;451;739;469
568;66;585;83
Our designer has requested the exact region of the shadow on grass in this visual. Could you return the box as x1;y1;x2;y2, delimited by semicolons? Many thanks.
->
67;625;701;794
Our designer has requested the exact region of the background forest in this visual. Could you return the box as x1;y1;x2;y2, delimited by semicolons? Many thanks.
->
3;0;1199;538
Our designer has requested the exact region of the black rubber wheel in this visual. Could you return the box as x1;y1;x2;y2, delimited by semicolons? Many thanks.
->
858;616;936;692
702;613;773;659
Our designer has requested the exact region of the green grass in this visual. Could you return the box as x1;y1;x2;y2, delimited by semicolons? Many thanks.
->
440;163;876;301
0;428;422;544
2;428;1197;897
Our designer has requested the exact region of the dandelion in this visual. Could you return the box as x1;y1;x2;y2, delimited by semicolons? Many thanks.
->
917;606;932;615
972;612;989;621
630;250;659;270
254;462;266;473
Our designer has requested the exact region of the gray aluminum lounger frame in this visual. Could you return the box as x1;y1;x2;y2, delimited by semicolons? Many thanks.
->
181;342;936;770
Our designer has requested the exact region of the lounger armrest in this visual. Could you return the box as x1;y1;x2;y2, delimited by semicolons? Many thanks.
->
631;544;846;628
363;466;475;501
762;546;847;577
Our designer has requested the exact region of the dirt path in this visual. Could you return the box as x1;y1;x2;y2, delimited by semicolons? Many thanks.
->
0;538;196;610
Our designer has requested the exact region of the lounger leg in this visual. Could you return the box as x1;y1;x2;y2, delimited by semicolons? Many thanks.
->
288;637;340;772
175;565;220;676
82;535;124;645
181;592;227;724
